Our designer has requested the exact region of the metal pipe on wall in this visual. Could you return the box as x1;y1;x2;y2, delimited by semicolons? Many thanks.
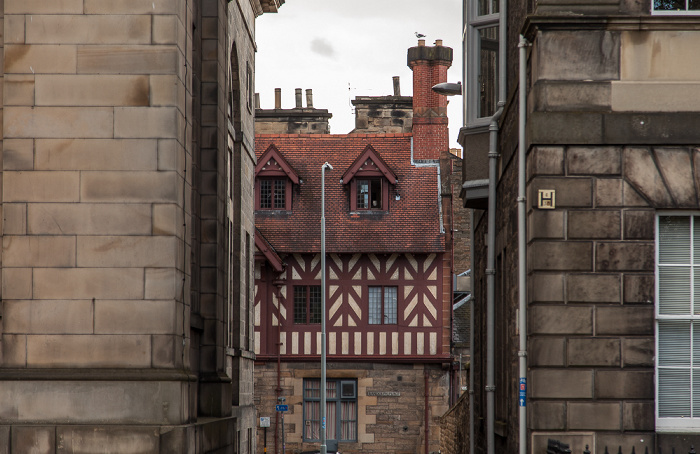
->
517;34;530;454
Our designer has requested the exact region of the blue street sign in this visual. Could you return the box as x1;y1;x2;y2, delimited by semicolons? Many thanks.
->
276;404;289;412
519;378;527;407
321;416;326;429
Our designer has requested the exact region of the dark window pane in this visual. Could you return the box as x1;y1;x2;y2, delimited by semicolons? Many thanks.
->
654;0;686;8
274;179;286;209
479;26;498;118
309;286;322;324
260;180;272;209
294;286;307;324
370;179;382;209
368;287;382;324
357;180;369;209
690;0;700;9
384;287;397;324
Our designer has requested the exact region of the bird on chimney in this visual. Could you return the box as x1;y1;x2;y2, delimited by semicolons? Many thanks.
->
415;32;426;38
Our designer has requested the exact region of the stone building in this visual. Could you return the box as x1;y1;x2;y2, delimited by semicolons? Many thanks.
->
461;0;700;450
252;41;459;454
0;0;283;452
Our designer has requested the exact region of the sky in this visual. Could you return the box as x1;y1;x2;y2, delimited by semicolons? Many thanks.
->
255;0;463;148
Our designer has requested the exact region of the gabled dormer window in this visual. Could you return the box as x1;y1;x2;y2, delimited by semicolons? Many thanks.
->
255;145;299;211
342;145;398;212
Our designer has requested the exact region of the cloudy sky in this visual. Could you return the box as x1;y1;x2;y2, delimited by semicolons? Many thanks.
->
255;0;463;148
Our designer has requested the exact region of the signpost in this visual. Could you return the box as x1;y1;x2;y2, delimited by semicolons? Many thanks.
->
260;417;270;453
278;397;287;454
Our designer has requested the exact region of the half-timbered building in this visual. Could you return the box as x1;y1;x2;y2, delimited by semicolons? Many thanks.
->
253;40;455;454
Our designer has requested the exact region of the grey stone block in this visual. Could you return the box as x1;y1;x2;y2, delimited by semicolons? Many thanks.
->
596;306;654;335
623;210;654;240
595;370;653;399
567;147;621;175
568;402;621;430
529;305;592;335
656;147;697;207
606;113;700;145
532;433;594;454
529;210;565;239
623;181;651;207
530;369;593;399
529;111;603;145
529;337;565;366
536;30;620;81
56;426;159;454
529;177;593;208
597;433;655;453
530;241;593;271
568;338;620;366
528;273;564;303
622;337;654;367
623;402;654;431
531;81;611;112
529;401;566;430
568;210;621;239
567;273;620;303
623;274;654;304
12;426;55;454
596;242;654;271
596;178;623;207
0;427;8;454
528;146;564;178
624;147;673;207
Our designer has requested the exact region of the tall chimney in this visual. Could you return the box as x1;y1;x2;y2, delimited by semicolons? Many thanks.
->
295;88;302;108
407;39;453;160
274;88;281;109
306;89;314;108
392;76;401;96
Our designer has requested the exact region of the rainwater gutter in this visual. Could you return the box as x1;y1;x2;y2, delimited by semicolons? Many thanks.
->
517;34;531;454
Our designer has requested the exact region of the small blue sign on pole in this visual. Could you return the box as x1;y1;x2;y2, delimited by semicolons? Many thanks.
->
276;404;289;412
321;416;326;429
519;378;527;407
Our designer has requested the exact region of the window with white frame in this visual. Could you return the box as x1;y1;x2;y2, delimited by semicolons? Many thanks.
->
653;0;700;13
656;214;700;430
466;0;500;125
303;379;357;443
368;286;397;325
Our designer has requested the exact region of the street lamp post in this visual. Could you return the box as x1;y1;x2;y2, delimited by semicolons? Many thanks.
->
320;162;333;454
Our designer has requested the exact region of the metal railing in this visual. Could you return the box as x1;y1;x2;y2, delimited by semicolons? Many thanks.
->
547;438;698;454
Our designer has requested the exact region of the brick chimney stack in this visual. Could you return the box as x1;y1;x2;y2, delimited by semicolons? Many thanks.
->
407;39;453;160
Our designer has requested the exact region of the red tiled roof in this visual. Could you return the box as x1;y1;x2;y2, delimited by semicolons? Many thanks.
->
255;133;446;254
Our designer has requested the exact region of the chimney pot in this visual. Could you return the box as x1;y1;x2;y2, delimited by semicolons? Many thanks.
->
435;39;443;46
392;76;401;96
306;89;314;108
274;88;281;109
295;88;303;108
418;39;425;47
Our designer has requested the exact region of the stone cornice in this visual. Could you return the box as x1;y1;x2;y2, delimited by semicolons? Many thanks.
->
0;368;198;382
524;14;700;39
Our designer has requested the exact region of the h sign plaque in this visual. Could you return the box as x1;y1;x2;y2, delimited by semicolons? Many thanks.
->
538;190;555;209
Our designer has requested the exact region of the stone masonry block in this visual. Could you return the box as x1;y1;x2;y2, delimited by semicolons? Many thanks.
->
528;210;564;239
3;300;93;334
596;306;653;335
152;335;181;368
596;178;623;207
3;236;76;267
566;273;620;303
153;204;180;236
153;15;178;45
6;0;83;13
597;434;655;454
529;401;566;430
532;434;594;454
77;236;177;268
27;334;151;367
529;337;565;366
528;147;564;179
27;15;151;45
530;241;592;271
623;147;674;206
3;139;34;170
624;210;654;240
84;0;179;14
567;146;621;175
568;338;620;366
95;300;177;334
596;242;654;271
623;337;654;367
3;203;27;235
145;268;180;300
27;203;152;235
1;334;27;367
35;75;150;106
529;305;592;335
0;426;7;454
5;107;113;139
80;171;178;203
530;369;593;398
35;139;158;171
56;426;159;454
623;181;651;207
568;210;621;239
5;45;77;74
529;273;564;303
568;402;621;430
5;14;27;44
621;31;700;81
596;370;653;399
529;177;593;208
656;147;696;207
623;402;654;431
114;107;179;138
12;426;55;454
537;30;620;81
624;274;654;304
150;75;183;108
3;268;32;299
77;45;178;75
531;80;611;112
4;75;35;106
33;268;144;300
4;171;79;202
